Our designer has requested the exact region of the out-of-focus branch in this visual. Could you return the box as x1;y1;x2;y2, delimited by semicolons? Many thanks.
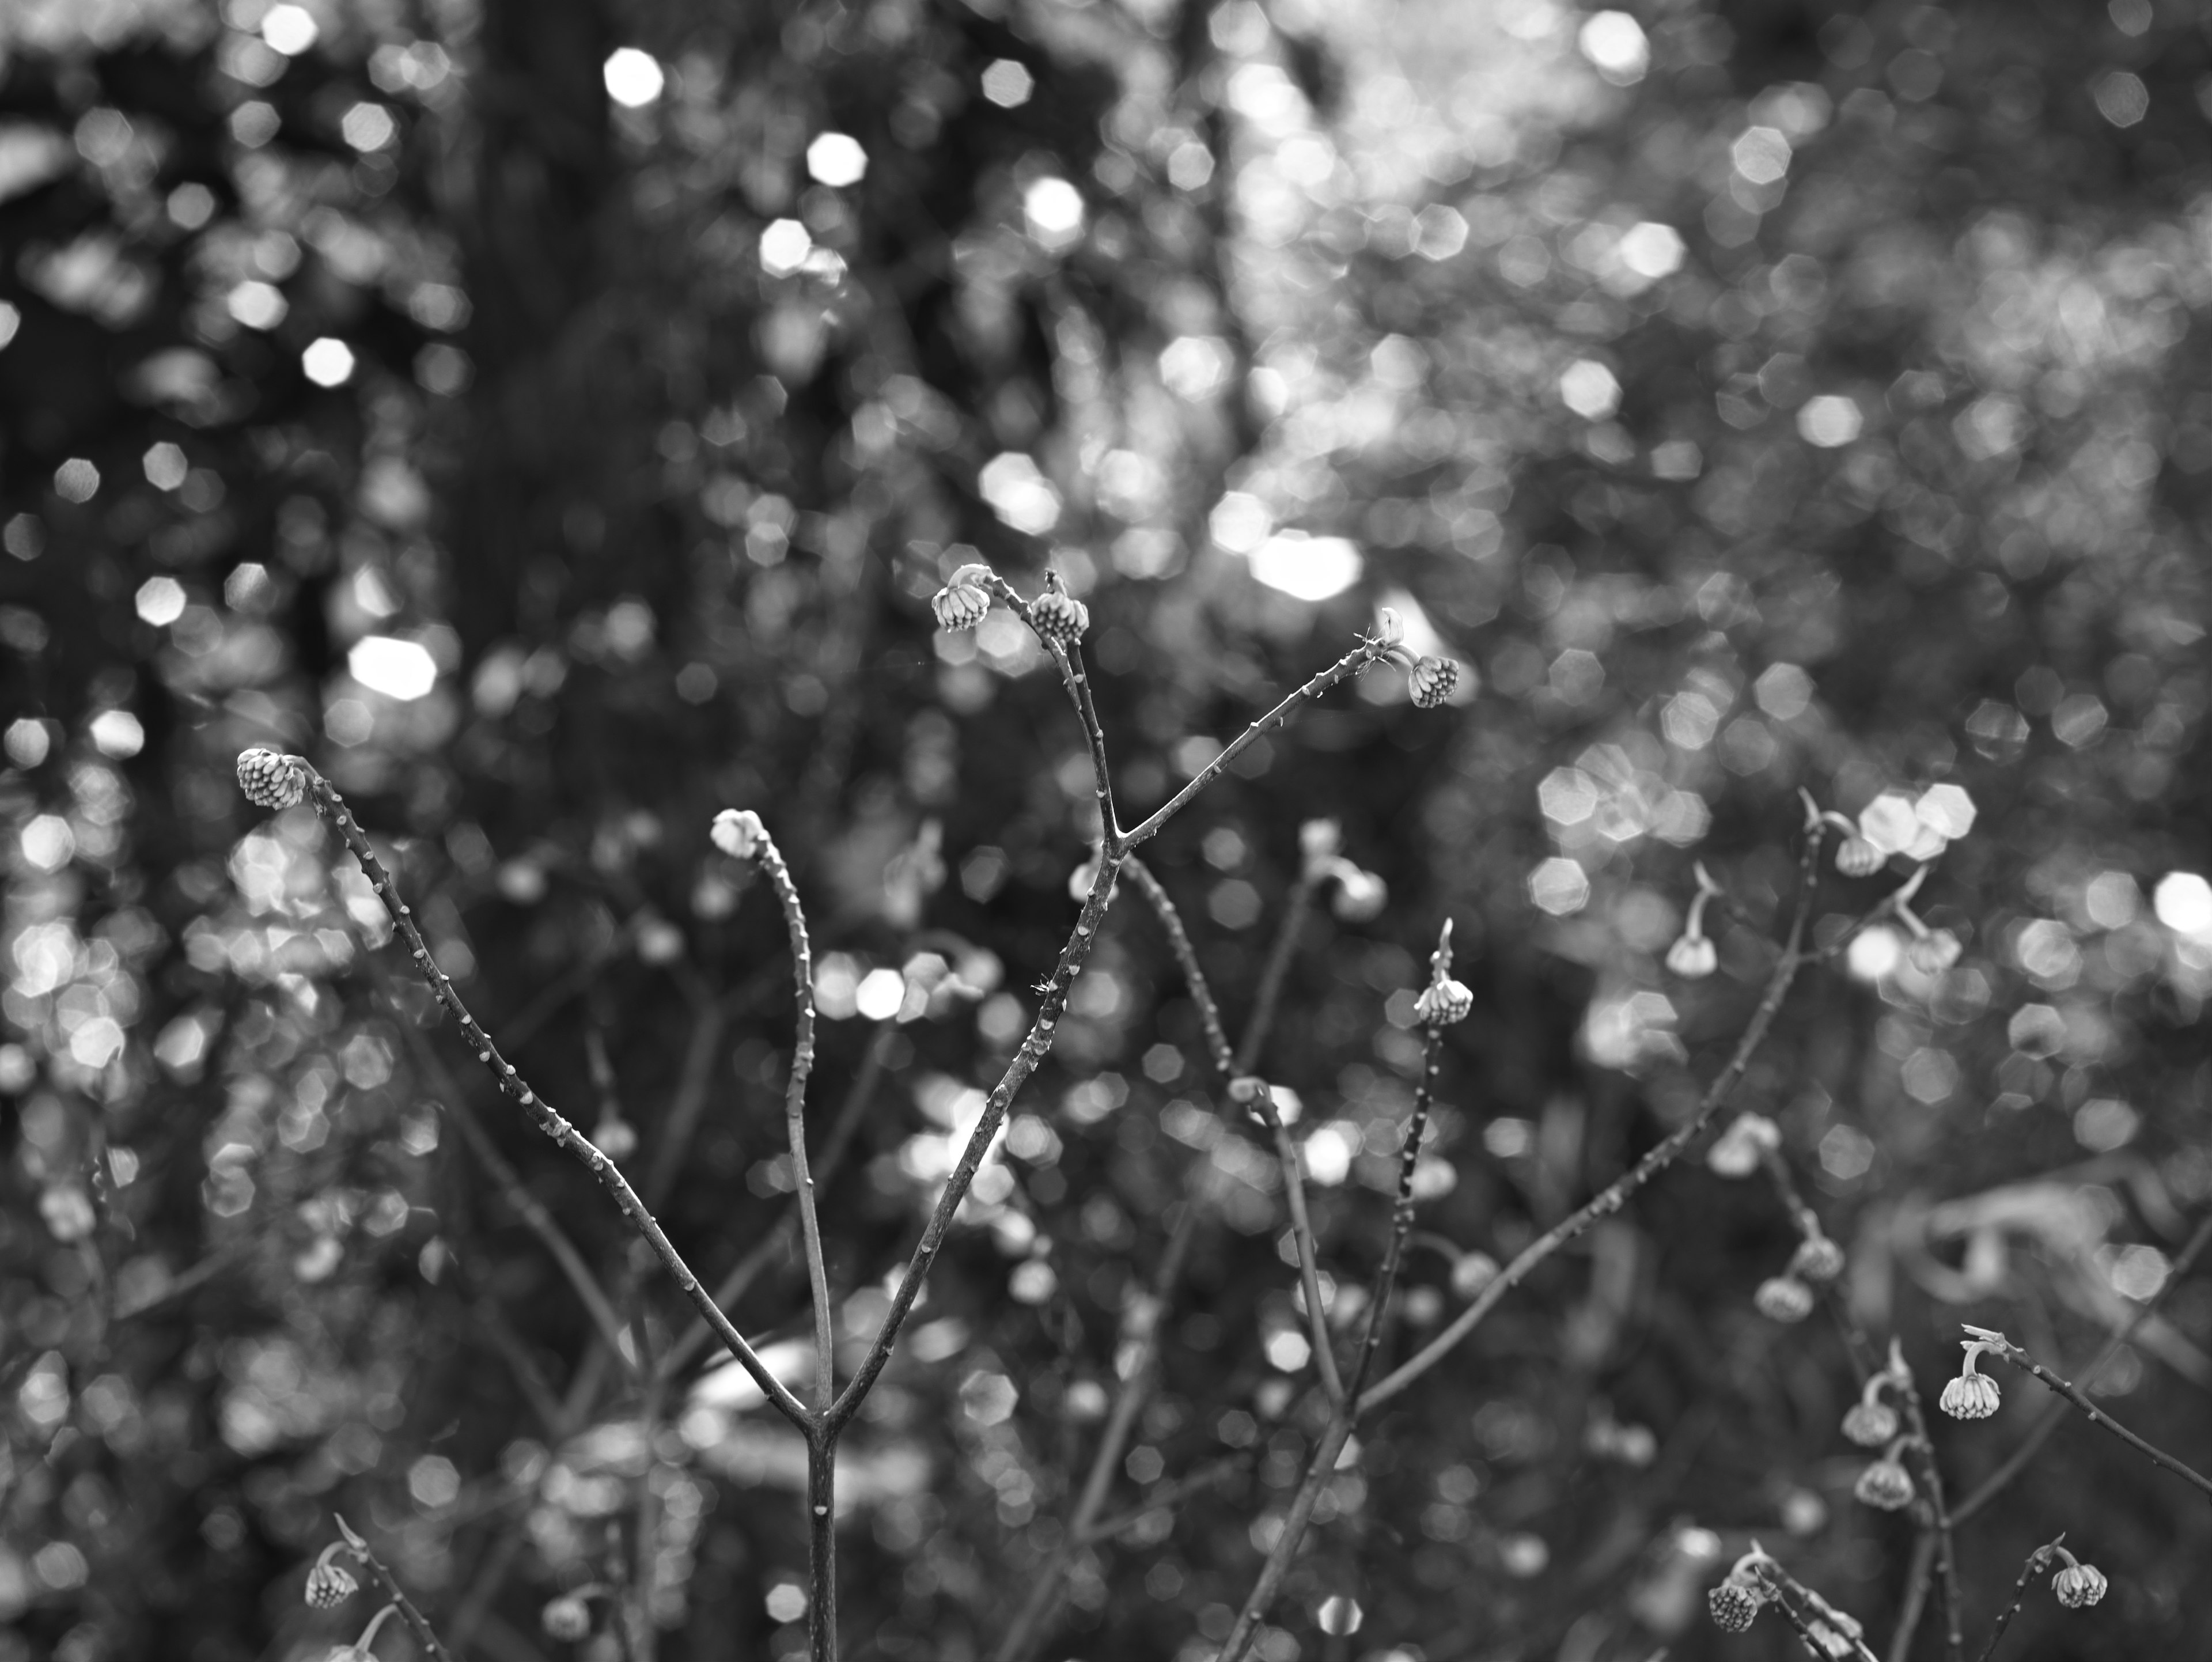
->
1953;1207;2212;1524
1358;815;1829;1414
238;752;808;1425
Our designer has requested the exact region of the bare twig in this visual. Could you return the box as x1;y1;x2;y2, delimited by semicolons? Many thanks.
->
993;1208;1198;1662
1890;1355;1964;1662
384;992;638;1377
1122;638;1392;847
747;823;835;1411
268;759;807;1424
642;1001;729;1212
1968;1325;2212;1500
334;1513;455;1662
1974;1535;2064;1662
1953;1208;2212;1524
1122;856;1234;1074
1887;1528;1937;1662
660;1023;894;1382
1236;870;1317;1073
1072;1455;1248;1550
1359;813;1829;1415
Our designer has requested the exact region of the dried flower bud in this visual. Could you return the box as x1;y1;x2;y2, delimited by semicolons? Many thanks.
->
1706;1112;1780;1179
1907;929;1961;974
1853;1457;1915;1510
1031;588;1089;645
1410;656;1459;709
303;1558;357;1609
1939;1371;2000;1421
1330;865;1388;922
1790;1235;1846;1284
1709;1579;1764;1633
930;567;993;631
237;747;305;810
1834;835;1883;877
1449;1250;1499;1298
2052;1562;2107;1609
710;808;765;860
1842;1402;1899;1447
1414;976;1473;1026
1754;1275;1815;1324
541;1593;592;1641
1666;933;1717;978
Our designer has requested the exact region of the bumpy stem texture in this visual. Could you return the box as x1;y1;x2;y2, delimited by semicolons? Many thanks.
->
294;765;807;1424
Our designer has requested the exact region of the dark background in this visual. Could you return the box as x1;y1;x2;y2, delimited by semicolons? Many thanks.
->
2;0;2210;1659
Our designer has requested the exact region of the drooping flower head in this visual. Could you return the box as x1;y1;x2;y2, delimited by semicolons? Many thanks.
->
2052;1551;2107;1610
930;563;994;631
1790;1233;1846;1284
1939;1330;2003;1420
1754;1275;1815;1324
302;1543;358;1608
1853;1443;1916;1510
1706;1112;1779;1178
1031;577;1089;646
541;1593;593;1641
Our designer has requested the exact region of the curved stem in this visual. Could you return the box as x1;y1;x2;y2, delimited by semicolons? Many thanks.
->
755;830;834;1410
1359;816;1826;1414
295;764;808;1426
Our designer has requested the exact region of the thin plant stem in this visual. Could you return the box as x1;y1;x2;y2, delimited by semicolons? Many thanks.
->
335;1513;455;1662
1973;1329;2212;1500
1266;1101;1345;1403
1348;1022;1438;1400
1237;871;1316;1073
660;1023;894;1381
1122;639;1391;847
642;1001;730;1212
993;1208;1199;1662
1887;1529;1937;1662
1122;857;1233;1073
1974;1535;2064;1662
1359;813;1829;1415
979;573;1122;854
384;995;639;1379
752;826;835;1410
806;1427;838;1662
279;763;809;1424
1119;857;1339;1399
1890;1360;1964;1662
828;850;1123;1428
1215;1418;1354;1662
1753;1565;1880;1662
629;1308;663;1662
1217;938;1453;1662
1953;1207;2212;1525
1072;1455;1247;1549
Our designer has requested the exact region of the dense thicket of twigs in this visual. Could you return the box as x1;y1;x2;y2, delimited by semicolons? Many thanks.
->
3;2;2211;1660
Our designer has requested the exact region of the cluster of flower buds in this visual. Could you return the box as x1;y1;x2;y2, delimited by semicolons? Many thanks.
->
1029;572;1089;646
237;747;307;810
302;1543;359;1608
1706;1544;1778;1633
1666;861;1725;979
1412;918;1473;1025
1841;1366;1903;1448
2051;1547;2107;1609
1938;1325;2005;1419
1299;820;1388;921
1853;1438;1916;1510
1705;1111;1779;1179
930;562;995;631
1371;607;1464;711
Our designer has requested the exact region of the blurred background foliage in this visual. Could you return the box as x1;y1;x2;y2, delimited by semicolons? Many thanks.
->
3;0;2212;1658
